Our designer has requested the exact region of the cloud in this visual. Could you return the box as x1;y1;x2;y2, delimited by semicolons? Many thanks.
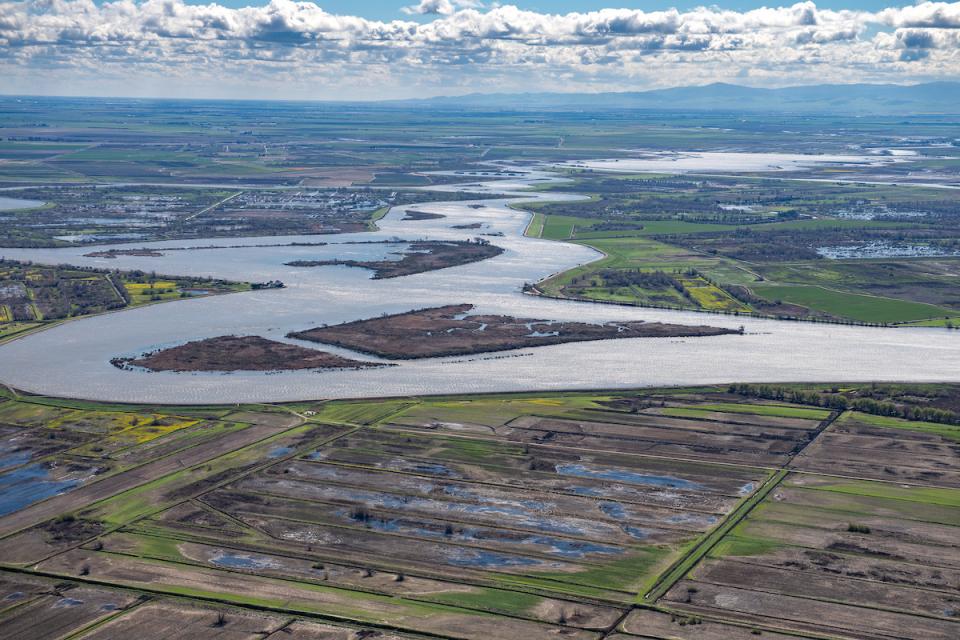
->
403;1;483;16
0;1;958;99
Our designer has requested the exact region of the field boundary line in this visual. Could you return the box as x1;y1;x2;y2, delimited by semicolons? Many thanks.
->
641;468;788;603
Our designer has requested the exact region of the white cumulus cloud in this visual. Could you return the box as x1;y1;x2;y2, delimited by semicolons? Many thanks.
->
0;1;957;99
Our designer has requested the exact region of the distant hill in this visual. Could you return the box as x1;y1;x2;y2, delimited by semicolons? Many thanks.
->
392;82;960;115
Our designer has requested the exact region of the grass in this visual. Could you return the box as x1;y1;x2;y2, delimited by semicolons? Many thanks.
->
750;284;955;324
524;212;545;238
667;402;830;420
307;400;415;426
421;586;544;617
0;321;42;340
679;276;750;312
0;401;79;427
709;531;781;558
841;411;960;442
898;316;960;328
795;478;960;508
395;395;610;428
530;546;677;598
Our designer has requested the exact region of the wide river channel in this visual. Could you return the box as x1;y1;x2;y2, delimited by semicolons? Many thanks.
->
0;160;958;404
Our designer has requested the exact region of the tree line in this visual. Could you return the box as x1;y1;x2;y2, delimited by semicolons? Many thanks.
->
728;383;960;426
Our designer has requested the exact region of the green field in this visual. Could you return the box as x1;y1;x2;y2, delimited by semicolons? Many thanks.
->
749;283;954;324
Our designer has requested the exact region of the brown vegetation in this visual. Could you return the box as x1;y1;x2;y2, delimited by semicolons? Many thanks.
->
289;303;738;359
113;335;383;372
285;240;503;278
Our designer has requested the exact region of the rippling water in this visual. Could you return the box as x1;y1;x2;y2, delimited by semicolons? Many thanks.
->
0;167;957;403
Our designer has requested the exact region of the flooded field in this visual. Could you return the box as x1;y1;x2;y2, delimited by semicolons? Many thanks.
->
0;384;957;639
817;241;960;259
564;151;894;174
0;196;43;211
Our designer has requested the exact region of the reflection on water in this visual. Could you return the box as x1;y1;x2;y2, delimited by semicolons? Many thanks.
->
0;164;957;404
0;196;44;211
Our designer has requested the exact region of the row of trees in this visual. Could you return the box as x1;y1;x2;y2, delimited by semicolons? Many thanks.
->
728;383;960;425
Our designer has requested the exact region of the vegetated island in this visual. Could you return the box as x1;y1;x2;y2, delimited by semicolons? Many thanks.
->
285;239;503;279
111;335;385;372
288;303;739;359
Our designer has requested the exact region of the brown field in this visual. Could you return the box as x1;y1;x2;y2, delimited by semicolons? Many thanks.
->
1;387;959;638
792;412;960;486
0;576;137;640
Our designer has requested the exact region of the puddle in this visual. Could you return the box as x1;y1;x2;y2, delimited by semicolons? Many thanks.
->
623;526;651;540
54;598;84;608
0;463;84;517
210;550;279;570
738;482;756;495
666;513;718;526
528;535;621;558
0;449;33;472
349;511;621;559
267;446;293;458
556;464;703;490
386;459;459;478
567;486;604;497
599;502;627;519
444;548;542;568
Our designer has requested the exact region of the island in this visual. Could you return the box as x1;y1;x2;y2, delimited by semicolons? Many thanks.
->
288;303;739;359
285;239;503;278
111;335;384;372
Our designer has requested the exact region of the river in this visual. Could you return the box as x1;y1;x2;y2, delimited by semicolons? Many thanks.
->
0;164;957;404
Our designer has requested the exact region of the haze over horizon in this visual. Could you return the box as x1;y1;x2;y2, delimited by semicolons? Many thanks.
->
1;0;958;100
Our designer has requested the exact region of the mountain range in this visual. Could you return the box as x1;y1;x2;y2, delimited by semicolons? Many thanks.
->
394;82;960;115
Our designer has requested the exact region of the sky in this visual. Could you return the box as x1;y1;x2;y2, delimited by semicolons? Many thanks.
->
179;1;917;15
1;1;958;100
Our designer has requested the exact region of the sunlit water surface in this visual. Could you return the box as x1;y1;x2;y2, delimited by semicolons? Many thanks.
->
0;162;957;403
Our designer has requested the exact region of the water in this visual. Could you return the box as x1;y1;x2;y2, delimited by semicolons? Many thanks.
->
0;196;44;211
210;551;278;570
0;463;84;517
444;548;542;568
564;151;896;174
817;242;959;259
556;464;703;490
351;512;621;558
0;164;957;404
0;449;33;472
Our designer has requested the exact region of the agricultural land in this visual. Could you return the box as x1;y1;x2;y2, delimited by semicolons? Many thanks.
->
0;383;956;639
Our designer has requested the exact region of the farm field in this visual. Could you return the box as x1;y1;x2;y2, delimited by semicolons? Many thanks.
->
523;171;960;326
0;383;956;638
0;260;251;343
